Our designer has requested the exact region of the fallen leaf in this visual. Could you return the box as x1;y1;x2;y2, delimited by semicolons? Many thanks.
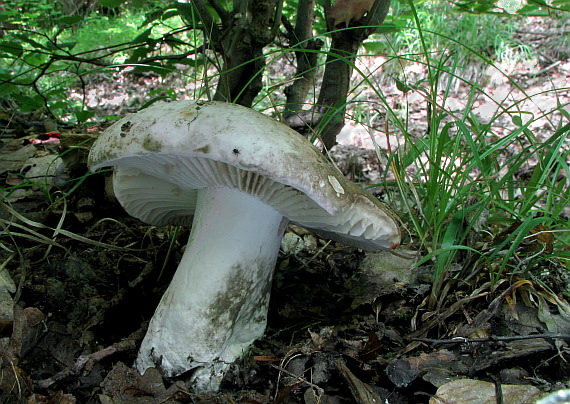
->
430;378;543;404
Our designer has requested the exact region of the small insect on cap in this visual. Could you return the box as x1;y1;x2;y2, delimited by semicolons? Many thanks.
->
88;100;400;250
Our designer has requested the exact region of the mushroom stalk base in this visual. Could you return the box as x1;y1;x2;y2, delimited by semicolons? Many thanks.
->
135;187;286;392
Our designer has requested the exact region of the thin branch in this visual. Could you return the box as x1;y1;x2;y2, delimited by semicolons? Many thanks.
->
266;362;324;394
412;333;570;348
35;324;148;390
271;0;285;38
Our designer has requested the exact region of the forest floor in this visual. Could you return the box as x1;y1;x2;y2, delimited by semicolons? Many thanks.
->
1;17;570;404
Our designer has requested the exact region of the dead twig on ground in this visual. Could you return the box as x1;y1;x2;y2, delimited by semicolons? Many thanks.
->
336;358;383;404
412;333;570;348
266;361;324;394
35;324;147;390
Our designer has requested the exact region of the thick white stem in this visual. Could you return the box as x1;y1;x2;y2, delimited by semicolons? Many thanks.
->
135;187;286;392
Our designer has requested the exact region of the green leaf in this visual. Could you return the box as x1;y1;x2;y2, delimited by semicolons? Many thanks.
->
374;22;404;34
131;28;154;44
14;34;48;50
45;42;59;51
511;115;523;126
176;3;199;25
141;9;164;27
126;45;153;63
99;0;128;7
75;110;96;122
49;101;70;111
162;9;180;20
141;95;176;109
395;77;413;93
559;102;570;121
0;41;24;56
23;52;47;66
59;41;78;50
0;9;20;23
130;0;147;7
59;16;83;25
46;87;67;98
363;40;387;53
0;83;17;95
12;94;44;112
130;62;169;76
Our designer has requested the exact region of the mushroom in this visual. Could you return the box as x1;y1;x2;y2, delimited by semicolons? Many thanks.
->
88;100;400;392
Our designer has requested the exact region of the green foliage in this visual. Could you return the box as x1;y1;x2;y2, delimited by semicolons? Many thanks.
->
0;0;181;122
1;0;568;315
367;0;547;66
453;0;570;15
1;0;568;123
65;13;145;57
353;1;570;307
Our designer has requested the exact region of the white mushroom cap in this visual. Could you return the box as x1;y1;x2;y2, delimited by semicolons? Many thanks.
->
88;100;401;392
89;100;400;250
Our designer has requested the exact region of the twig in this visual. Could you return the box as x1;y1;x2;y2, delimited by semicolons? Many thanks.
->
266;362;324;394
516;61;562;78
336;358;383;404
515;29;570;36
412;333;570;348
35;324;147;389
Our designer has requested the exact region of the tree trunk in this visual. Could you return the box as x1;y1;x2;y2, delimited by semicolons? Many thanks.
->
283;0;324;120
317;0;391;150
316;36;361;149
207;0;282;107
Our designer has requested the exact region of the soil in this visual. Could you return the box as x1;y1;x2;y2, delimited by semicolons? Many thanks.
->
1;16;569;404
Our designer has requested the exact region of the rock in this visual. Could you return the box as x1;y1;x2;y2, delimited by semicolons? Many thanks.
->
429;379;543;404
346;250;418;309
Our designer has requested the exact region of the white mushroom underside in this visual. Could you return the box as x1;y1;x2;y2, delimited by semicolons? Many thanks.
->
113;155;397;250
135;186;287;392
